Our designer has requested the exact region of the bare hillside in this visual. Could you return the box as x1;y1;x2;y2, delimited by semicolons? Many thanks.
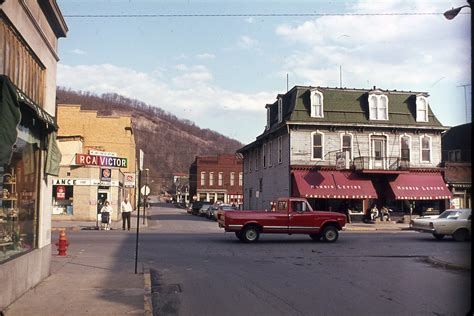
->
56;88;243;192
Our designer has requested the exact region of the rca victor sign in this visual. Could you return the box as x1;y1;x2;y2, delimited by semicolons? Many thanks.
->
75;154;128;168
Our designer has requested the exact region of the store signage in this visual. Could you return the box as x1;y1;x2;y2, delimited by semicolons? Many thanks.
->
56;185;65;200
124;173;136;188
52;178;120;187
75;154;128;168
101;168;112;182
89;150;117;157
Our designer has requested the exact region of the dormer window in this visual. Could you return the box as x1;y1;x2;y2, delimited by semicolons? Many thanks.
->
310;90;324;118
416;95;429;122
278;97;282;123
368;93;388;120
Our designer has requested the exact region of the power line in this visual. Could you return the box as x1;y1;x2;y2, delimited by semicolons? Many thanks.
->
63;12;469;18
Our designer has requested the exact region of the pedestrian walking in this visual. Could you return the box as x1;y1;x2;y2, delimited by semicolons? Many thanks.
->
121;197;133;231
100;200;113;230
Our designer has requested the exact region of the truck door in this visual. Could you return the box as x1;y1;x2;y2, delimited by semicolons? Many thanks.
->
262;200;290;233
289;200;318;233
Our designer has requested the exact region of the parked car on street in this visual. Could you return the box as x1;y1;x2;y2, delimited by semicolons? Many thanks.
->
207;205;219;219
198;204;212;217
218;197;346;243
410;208;471;241
190;201;211;215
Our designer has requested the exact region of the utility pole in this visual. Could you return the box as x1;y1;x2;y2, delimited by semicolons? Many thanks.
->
339;65;342;88
143;168;149;224
456;84;471;123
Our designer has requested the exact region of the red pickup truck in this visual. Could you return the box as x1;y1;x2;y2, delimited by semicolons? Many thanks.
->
217;197;346;243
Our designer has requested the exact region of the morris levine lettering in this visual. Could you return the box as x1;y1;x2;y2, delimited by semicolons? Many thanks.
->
75;154;128;168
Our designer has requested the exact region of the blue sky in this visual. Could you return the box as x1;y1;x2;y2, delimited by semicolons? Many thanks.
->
56;0;471;144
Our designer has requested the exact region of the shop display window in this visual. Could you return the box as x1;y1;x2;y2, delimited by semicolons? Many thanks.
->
52;185;74;215
1;124;40;263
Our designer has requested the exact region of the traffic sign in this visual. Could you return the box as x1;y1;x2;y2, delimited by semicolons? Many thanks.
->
140;185;150;196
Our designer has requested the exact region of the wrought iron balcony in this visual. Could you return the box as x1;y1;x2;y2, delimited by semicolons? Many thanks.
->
353;156;410;171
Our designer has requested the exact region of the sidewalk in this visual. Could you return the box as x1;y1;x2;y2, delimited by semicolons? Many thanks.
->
344;221;410;231
5;219;149;315
52;211;148;232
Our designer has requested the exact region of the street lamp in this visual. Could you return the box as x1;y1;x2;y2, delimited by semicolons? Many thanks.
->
443;1;471;20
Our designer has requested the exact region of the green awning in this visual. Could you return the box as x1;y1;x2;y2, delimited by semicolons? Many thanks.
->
0;75;21;165
0;75;59;165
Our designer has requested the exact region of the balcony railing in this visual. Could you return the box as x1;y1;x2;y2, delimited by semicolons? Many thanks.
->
353;156;410;171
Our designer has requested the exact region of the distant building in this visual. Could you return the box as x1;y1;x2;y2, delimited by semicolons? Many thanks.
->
239;86;452;216
0;0;68;308
189;155;243;205
442;123;471;209
53;104;137;221
173;173;190;204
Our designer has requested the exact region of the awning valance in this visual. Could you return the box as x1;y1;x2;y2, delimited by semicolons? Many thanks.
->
0;75;21;165
387;172;452;200
292;170;378;199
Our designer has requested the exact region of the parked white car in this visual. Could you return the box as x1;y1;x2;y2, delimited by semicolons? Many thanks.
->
410;209;471;241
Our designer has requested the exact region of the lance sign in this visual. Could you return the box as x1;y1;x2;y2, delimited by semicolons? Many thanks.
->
76;154;128;168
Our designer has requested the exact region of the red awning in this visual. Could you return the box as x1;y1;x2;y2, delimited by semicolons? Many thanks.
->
292;170;377;199
388;172;452;200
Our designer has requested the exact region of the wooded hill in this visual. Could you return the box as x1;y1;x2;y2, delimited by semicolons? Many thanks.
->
56;88;244;193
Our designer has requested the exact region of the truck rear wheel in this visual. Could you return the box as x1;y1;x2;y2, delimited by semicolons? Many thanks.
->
322;226;339;242
242;226;260;243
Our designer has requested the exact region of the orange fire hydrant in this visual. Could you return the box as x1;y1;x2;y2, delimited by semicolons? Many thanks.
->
56;229;69;256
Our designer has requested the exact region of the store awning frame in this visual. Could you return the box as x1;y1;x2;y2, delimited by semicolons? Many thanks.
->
387;172;452;200
292;170;378;199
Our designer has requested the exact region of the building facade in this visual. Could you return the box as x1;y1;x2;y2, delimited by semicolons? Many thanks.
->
442;123;471;209
239;86;452;217
189;154;243;205
52;104;137;222
0;0;67;309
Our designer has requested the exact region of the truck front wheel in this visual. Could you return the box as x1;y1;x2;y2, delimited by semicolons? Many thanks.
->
242;226;260;243
322;226;339;242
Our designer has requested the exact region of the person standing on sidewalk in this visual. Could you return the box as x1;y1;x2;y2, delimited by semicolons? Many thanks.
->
100;200;113;230
121;197;133;231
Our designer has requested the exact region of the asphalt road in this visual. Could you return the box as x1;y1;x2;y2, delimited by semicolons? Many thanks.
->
135;205;471;316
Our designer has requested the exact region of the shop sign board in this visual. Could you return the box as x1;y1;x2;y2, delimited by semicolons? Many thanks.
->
100;168;112;182
89;150;117;157
56;185;65;199
124;173;136;188
75;154;128;168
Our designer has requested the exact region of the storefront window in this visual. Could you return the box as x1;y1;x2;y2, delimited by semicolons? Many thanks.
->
52;185;74;215
1;124;40;263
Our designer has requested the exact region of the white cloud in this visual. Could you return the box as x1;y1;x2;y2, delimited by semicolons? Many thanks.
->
238;35;259;49
196;53;216;59
71;49;86;55
57;63;275;143
275;0;471;90
244;17;255;24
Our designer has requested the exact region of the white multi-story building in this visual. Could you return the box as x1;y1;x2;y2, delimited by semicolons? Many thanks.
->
239;86;452;217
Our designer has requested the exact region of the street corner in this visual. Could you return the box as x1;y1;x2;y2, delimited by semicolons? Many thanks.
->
425;256;471;271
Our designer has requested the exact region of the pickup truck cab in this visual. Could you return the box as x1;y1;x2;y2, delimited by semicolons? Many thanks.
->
217;197;346;243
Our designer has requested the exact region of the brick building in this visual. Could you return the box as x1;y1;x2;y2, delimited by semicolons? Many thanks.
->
442;123;471;209
239;85;452;217
52;104;137;221
189;155;243;205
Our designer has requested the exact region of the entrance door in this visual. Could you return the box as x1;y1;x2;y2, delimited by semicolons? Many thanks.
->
97;191;109;214
372;138;386;169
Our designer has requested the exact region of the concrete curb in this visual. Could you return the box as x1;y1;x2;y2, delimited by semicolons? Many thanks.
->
425;256;471;271
143;268;153;316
